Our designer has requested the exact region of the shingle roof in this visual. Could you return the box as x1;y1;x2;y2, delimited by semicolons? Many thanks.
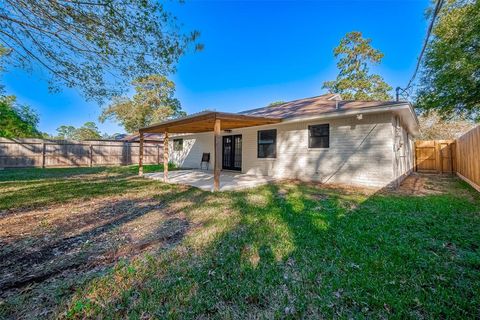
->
239;94;406;119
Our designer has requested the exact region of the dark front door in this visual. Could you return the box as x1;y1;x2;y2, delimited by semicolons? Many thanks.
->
222;135;242;171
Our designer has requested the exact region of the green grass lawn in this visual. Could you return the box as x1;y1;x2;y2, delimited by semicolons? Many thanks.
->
0;167;479;319
0;164;174;210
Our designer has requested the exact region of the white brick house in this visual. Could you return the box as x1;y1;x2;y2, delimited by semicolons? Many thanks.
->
140;94;419;189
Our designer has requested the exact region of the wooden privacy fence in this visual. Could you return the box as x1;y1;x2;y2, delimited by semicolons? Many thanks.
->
455;126;480;191
415;125;480;192
415;140;456;173
0;138;163;168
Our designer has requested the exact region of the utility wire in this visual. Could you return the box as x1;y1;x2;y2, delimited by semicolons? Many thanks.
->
396;0;445;100
405;0;444;90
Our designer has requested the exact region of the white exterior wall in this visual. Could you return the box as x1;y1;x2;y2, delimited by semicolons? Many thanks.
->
169;111;414;188
392;114;415;186
169;133;214;169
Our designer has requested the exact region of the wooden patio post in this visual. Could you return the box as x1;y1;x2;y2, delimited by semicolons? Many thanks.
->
138;131;144;176
213;118;221;191
163;131;169;182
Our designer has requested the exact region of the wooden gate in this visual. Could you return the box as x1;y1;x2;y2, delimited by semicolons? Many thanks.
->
415;140;456;173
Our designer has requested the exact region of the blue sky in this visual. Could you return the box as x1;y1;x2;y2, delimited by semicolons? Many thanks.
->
3;0;429;135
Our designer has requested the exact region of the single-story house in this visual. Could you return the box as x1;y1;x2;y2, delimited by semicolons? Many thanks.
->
138;93;419;191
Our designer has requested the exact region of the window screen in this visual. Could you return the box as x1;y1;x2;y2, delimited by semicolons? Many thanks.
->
173;138;183;151
257;129;276;158
308;124;329;148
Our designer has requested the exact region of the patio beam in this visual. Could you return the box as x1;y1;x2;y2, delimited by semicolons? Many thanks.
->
213;118;221;191
139;111;281;134
164;131;169;182
138;131;144;176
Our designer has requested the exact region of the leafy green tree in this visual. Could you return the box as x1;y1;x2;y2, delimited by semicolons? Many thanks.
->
0;95;42;138
323;31;393;101
74;122;102;140
56;125;77;140
416;0;480;121
0;44;41;138
40;132;54;139
0;1;202;103
100;75;185;133
55;122;102;140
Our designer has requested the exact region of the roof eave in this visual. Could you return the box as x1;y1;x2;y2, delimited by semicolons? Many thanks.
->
280;102;420;136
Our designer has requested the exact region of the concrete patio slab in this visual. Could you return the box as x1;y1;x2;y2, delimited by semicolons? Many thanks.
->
144;170;276;191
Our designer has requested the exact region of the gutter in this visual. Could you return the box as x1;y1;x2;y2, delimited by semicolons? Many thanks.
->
277;103;419;136
280;103;413;124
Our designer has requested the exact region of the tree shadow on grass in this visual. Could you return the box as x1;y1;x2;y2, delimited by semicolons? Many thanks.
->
59;183;349;318
58;177;480;319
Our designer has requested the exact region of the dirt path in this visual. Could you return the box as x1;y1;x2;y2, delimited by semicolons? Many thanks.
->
393;172;473;197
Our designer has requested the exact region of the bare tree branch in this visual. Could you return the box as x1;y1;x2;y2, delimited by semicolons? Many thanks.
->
0;0;201;103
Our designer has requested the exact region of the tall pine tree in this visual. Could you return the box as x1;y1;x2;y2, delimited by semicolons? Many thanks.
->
323;32;392;101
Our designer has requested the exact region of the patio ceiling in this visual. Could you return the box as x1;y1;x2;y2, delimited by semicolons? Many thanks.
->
139;111;282;134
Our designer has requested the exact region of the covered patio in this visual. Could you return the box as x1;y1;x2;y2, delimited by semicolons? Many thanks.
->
144;170;277;191
138;111;281;191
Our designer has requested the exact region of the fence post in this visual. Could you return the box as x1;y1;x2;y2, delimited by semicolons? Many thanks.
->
414;141;417;172
139;132;144;176
450;143;454;175
89;143;93;167
128;143;131;165
157;144;160;165
41;142;46;168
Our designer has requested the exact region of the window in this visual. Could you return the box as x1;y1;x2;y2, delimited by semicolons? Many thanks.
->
308;124;329;148
173;138;183;151
257;129;276;158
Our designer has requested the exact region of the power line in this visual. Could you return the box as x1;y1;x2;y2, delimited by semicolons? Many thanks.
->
406;0;445;90
396;0;445;101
